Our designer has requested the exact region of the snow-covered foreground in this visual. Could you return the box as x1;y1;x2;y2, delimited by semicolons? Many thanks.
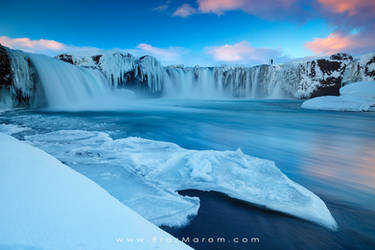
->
25;130;338;230
302;81;375;111
0;133;191;250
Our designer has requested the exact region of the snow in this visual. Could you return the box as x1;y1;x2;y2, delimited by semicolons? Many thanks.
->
26;130;338;230
301;81;375;111
0;133;192;250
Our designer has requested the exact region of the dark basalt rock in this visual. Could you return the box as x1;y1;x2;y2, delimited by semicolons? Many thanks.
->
308;61;317;78
0;45;42;107
92;55;102;65
310;58;347;97
57;54;74;64
365;56;375;78
316;59;343;75
0;45;12;87
330;53;353;61
311;77;341;98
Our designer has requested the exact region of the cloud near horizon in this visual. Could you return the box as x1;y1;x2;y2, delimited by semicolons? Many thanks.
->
0;36;102;56
206;41;284;64
0;35;189;65
0;36;67;54
134;43;187;64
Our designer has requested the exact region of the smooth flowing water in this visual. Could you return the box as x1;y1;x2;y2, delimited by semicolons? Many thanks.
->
1;99;374;249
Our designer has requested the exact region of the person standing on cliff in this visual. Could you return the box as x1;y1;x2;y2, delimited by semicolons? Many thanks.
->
270;59;273;65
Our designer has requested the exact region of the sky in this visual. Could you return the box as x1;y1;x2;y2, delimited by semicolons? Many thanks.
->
0;0;374;66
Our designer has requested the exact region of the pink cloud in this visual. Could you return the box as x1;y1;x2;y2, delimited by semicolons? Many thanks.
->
310;0;375;56
173;4;197;17
305;30;375;55
0;36;66;52
0;36;103;56
206;41;282;64
317;0;375;16
305;33;354;55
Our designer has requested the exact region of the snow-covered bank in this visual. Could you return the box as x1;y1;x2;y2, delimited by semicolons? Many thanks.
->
0;133;191;250
26;130;338;230
301;81;375;111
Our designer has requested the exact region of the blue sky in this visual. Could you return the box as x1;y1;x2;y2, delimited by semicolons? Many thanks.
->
0;0;374;66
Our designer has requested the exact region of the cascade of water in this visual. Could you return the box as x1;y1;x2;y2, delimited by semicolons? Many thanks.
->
28;54;110;108
161;66;289;99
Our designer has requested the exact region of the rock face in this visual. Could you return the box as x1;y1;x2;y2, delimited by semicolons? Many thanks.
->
0;45;41;108
56;51;375;99
0;45;12;87
303;54;352;98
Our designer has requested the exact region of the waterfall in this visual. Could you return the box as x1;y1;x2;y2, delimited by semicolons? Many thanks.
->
162;66;289;99
28;54;110;108
0;47;115;109
4;46;373;107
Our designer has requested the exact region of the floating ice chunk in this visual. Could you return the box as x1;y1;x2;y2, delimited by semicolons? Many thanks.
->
0;133;191;250
26;130;338;230
302;81;375;111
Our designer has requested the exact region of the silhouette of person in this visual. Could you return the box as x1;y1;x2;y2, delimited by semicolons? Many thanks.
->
270;59;273;65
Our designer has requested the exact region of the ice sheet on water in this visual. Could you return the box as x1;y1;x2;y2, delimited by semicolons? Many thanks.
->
26;130;338;230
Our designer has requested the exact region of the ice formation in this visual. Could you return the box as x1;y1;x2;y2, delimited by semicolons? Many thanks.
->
302;81;375;111
57;50;375;99
0;133;192;250
26;130;338;230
